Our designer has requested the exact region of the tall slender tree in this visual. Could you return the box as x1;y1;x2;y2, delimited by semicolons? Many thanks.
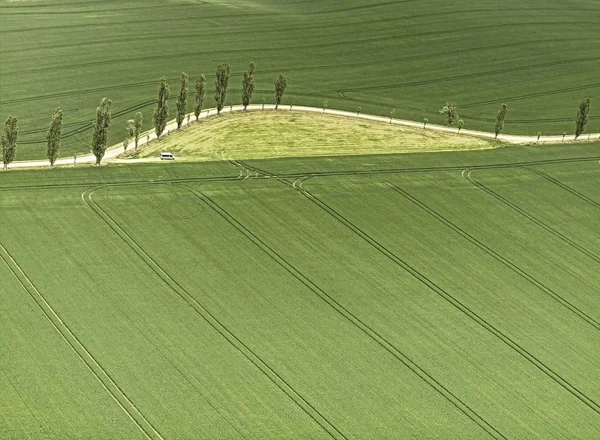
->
214;63;230;115
176;72;188;129
46;107;63;166
153;77;170;138
575;97;591;139
194;75;206;121
125;119;135;151
494;103;508;139
2;116;18;170
274;74;288;110
133;112;143;150
242;62;256;111
92;98;112;165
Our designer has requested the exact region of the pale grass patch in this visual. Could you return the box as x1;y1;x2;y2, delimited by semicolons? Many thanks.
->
128;111;499;162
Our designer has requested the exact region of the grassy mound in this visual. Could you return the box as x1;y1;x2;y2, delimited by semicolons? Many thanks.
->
126;110;498;161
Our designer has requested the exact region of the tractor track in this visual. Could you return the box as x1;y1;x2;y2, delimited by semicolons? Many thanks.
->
181;182;506;440
0;242;164;440
81;186;347;440
522;167;600;210
82;252;254;440
3;154;600;193
235;160;600;418
463;169;600;266
380;179;600;331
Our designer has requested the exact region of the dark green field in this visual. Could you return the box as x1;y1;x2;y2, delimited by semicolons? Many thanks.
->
1;141;600;438
1;0;599;160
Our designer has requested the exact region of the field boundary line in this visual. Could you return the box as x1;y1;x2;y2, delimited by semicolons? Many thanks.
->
464;169;600;265
81;186;347;440
381;179;600;330
0;242;164;440
235;161;600;417
182;181;507;439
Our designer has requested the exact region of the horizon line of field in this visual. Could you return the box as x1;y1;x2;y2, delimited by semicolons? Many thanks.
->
3;162;596;436
93;163;600;419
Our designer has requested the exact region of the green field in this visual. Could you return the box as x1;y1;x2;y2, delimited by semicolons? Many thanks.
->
1;141;600;438
1;0;599;160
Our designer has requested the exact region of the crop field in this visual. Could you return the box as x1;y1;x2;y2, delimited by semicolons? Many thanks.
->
1;0;599;160
1;141;599;438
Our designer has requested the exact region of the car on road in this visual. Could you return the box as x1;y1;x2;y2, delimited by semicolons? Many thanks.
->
160;152;175;160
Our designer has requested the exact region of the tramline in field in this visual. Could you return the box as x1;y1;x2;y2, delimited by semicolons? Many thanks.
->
1;141;599;438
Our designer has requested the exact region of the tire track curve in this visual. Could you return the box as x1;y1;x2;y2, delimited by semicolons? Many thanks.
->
181;183;507;440
236;161;600;417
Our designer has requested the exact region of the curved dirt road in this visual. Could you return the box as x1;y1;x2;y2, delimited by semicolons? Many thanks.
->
7;104;599;169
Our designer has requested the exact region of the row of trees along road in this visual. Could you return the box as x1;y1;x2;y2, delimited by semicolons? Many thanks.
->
107;63;288;165
439;98;592;140
0;83;594;169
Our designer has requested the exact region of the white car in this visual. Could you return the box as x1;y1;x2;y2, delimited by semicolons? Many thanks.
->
160;152;175;160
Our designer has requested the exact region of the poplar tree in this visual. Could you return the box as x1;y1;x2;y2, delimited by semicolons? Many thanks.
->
133;112;143;150
575;97;591;139
153;77;169;138
274;74;288;110
194;75;206;121
1;116;18;171
242;62;256;111
46;107;63;166
176;72;188;129
92;98;112;165
125;119;135;151
214;64;230;115
494;104;508;138
458;119;464;133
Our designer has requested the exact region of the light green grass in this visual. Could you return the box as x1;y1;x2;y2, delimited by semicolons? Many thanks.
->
128;111;497;161
1;142;600;437
1;0;599;160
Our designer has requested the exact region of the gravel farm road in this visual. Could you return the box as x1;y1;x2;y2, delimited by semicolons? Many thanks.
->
7;104;599;169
